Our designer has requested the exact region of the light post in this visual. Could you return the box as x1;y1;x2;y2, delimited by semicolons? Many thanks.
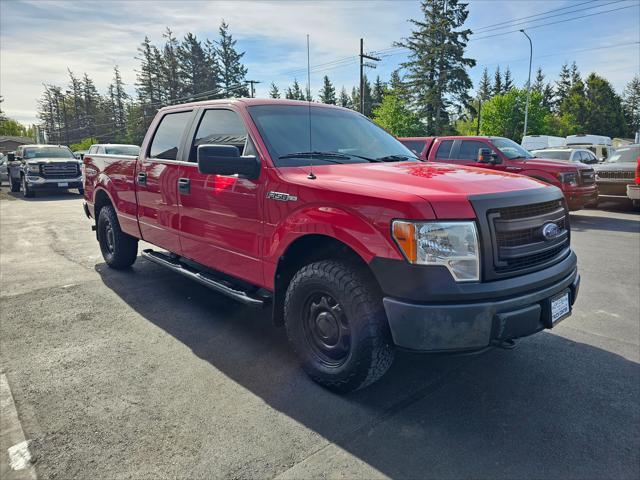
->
520;29;533;138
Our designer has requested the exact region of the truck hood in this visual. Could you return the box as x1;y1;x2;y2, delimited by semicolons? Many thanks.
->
280;161;553;217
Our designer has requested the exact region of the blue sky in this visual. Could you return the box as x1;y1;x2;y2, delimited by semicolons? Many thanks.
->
1;0;639;125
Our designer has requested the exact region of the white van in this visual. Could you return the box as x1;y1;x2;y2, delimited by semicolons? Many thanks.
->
521;135;566;151
566;134;615;161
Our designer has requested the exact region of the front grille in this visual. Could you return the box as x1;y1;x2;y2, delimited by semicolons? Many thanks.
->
596;170;634;180
579;169;595;185
488;200;569;275
41;163;79;178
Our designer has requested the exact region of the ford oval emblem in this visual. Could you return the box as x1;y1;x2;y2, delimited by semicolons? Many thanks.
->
541;222;560;241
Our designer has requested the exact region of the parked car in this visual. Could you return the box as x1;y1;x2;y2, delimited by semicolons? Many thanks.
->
531;148;599;165
88;144;140;156
566;134;615;161
399;136;598;210
83;99;581;392
8;144;83;197
0;154;9;185
521;135;566;151
593;144;640;204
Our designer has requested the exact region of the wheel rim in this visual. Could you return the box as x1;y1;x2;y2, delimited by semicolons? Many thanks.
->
104;221;115;254
303;291;350;366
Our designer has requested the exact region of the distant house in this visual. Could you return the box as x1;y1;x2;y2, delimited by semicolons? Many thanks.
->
0;136;34;155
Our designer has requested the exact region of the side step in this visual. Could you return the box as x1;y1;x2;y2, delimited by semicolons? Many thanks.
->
141;249;265;307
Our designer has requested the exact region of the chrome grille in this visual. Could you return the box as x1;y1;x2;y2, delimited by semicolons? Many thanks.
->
41;162;79;178
596;170;634;180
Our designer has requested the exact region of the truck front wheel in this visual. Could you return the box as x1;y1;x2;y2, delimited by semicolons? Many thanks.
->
97;205;138;269
284;260;394;392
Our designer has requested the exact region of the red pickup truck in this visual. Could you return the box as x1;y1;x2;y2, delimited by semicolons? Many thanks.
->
83;99;580;392
399;136;598;210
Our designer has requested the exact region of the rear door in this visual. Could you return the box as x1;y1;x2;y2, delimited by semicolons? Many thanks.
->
177;107;264;286
136;109;194;254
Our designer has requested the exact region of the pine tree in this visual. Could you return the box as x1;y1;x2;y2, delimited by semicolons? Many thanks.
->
178;33;214;99
555;62;572;109
136;36;162;106
493;66;503;96
503;66;514;92
622;75;640;138
216;20;249;97
285;79;305;100
161;28;181;102
581;73;627;137
532;67;554;110
532;67;545;93
388;69;408;102
111;66;128;135
338;87;351;108
372;75;386;108
67;69;83;134
570;61;581;86
319;75;336;104
82;73;101;137
477;67;492;101
395;0;475;134
268;82;280;99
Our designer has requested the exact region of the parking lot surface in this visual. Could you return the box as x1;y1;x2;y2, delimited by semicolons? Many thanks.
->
1;190;639;480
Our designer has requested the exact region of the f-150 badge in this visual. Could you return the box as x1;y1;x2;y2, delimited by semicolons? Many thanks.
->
267;191;298;202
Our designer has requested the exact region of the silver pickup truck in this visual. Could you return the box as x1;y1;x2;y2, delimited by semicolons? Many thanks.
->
593;144;639;207
8;144;83;197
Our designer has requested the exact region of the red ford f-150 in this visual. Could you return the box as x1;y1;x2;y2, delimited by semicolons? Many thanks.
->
83;99;580;392
399;136;598;210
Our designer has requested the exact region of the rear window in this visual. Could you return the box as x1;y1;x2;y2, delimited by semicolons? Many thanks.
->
401;140;426;155
149;111;192;160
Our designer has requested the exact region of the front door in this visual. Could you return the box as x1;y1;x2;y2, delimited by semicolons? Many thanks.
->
136;109;193;254
177;108;264;286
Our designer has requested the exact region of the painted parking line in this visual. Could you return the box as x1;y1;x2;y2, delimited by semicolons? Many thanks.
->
0;374;37;480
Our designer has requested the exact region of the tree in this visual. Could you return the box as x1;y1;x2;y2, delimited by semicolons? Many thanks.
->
493;66;503;97
373;93;424;137
388;69;408;102
160;28;181;102
395;0;475;134
136;36;162;107
216;20;249;97
178;33;215;99
480;88;549;142
570;61;581;86
555;62;572;109
372;76;386;108
338;86;351;108
285;79;305;100
503;66;514;92
350;76;373;116
581;73;627;137
268;82;281;99
532;67;554;110
622;75;640;138
0;118;34;137
318;75;336;104
477;67;492;101
110;66;128;135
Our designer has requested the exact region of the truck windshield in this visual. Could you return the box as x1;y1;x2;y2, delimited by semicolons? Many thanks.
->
24;147;74;159
247;105;418;167
490;138;534;160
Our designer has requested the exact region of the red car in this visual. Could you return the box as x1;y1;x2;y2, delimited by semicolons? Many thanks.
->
399;136;598;211
83;100;580;392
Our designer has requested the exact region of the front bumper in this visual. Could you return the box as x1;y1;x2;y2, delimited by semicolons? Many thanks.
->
25;175;83;190
627;184;640;200
563;185;598;209
372;253;580;352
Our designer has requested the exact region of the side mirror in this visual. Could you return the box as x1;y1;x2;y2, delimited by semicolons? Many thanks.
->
7;153;15;161
477;148;499;164
197;144;260;179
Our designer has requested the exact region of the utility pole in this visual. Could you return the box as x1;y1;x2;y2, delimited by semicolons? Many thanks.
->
359;38;380;115
246;80;261;98
520;29;533;138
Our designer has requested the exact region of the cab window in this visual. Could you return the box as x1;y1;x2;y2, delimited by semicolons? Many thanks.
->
434;140;453;160
189;109;249;162
149;111;192;160
458;140;487;160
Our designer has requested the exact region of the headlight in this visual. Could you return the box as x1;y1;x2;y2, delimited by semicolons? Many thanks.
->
557;172;578;186
392;221;480;282
27;164;40;174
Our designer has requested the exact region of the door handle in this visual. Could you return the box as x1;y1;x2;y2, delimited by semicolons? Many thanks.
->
178;177;190;194
137;172;147;185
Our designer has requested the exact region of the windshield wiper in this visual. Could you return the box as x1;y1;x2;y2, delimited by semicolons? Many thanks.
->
278;151;351;161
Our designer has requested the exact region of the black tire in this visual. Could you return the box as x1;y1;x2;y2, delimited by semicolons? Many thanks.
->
21;175;34;198
10;176;20;193
284;260;394;393
97;205;138;269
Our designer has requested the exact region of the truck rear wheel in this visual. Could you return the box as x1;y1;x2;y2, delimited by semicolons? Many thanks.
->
97;205;138;269
284;260;394;392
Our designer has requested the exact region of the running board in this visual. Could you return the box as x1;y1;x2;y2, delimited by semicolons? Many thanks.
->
141;249;264;307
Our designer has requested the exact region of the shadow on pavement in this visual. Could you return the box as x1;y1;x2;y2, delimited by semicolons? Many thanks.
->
570;212;640;233
0;190;83;202
96;259;640;479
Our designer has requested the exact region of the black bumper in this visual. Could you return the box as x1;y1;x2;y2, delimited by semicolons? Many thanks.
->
371;253;580;352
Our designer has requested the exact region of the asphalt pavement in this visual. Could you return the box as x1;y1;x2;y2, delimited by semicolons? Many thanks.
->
1;189;638;480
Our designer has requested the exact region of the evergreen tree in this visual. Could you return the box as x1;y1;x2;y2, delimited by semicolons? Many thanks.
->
110;66;128;135
67;69;84;134
178;33;214;99
581;73;627;137
477;67;492;101
268;82;281;99
285;79;305;100
493;66;503;96
622;75;640;138
570;61;581;86
161;28;181;102
82;73;101;137
555;62;572;109
372;75;386;108
503;66;514;92
373;93;424;137
319;75;336;104
216;20;249;97
532;67;545;93
395;0;475;134
351;76;373;116
136;36;162;107
338;86;351;108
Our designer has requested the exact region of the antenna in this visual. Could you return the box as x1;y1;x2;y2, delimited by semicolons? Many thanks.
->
306;34;316;180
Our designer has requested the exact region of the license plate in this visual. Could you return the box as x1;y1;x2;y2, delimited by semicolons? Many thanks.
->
57;182;69;187
550;291;571;325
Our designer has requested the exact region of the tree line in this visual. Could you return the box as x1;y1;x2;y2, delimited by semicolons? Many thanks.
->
3;0;638;146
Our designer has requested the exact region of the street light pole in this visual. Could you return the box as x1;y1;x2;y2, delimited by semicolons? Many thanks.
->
520;29;533;138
